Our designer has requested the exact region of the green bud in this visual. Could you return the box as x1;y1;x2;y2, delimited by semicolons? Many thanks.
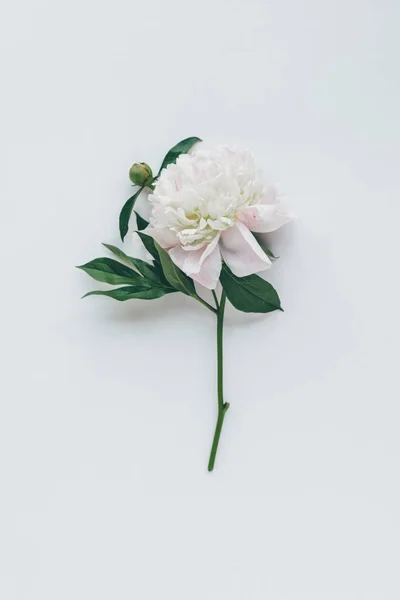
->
129;162;153;186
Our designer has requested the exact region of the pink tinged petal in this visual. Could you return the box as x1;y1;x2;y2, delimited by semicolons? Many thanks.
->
191;245;222;290
145;227;178;249
220;221;271;277
237;204;294;233
169;235;222;290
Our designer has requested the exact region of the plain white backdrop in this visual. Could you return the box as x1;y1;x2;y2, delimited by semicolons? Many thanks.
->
1;0;400;598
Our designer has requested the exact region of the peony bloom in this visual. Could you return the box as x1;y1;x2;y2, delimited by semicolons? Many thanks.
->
146;145;293;289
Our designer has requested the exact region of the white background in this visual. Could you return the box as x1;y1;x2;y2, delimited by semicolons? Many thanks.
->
1;1;400;598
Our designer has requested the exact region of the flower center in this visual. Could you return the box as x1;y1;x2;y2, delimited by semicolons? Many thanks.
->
171;191;256;249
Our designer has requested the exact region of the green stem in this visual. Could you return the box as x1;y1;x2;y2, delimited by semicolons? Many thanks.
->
211;289;219;310
195;295;217;314
208;290;229;471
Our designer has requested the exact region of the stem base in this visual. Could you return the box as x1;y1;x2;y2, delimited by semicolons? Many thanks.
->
207;402;230;472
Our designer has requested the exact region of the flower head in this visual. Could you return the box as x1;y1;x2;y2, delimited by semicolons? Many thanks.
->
146;145;293;289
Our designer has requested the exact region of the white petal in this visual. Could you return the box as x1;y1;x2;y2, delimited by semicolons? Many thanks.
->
145;227;178;248
260;185;278;205
237;204;294;233
169;235;222;289
220;221;271;277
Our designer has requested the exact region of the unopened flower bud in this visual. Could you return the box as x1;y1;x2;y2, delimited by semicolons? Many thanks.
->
129;162;153;186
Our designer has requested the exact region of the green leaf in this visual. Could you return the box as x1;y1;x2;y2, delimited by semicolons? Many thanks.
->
83;285;175;301
157;137;201;175
119;186;144;241
102;243;160;283
135;232;172;288
134;211;149;231
263;246;279;260
220;265;282;313
136;231;160;262
253;234;279;259
77;257;146;286
154;241;196;296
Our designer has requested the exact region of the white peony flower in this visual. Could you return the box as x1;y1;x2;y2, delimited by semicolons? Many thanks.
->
146;145;293;289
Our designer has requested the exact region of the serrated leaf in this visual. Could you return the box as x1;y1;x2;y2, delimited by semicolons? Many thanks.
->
102;243;160;283
134;211;149;231
157;137;201;175
220;265;282;313
154;241;196;296
83;285;175;301
119;186;144;241
77;257;146;286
